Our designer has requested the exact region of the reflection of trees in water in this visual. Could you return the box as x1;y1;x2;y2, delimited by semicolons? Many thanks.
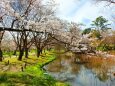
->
85;62;109;82
75;53;115;82
70;63;80;74
97;72;109;82
83;57;115;82
46;52;115;83
46;58;64;72
46;52;80;74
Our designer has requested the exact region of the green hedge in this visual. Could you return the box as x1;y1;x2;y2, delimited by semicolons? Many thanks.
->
96;44;115;51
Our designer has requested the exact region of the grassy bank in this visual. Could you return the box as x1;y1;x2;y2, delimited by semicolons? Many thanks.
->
0;50;69;86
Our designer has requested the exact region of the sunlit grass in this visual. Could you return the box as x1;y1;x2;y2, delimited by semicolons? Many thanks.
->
0;50;68;86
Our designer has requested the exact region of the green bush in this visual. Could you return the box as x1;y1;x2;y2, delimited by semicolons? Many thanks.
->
96;44;115;51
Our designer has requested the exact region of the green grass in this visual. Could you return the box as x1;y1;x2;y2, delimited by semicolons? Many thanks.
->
0;50;69;86
0;72;55;86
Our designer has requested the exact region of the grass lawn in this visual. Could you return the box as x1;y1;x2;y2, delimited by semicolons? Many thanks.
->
0;50;69;86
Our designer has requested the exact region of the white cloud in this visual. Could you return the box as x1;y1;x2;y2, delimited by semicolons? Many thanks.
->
54;0;81;20
54;0;114;28
72;1;112;23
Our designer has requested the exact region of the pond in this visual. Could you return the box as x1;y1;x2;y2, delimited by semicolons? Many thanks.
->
44;52;115;86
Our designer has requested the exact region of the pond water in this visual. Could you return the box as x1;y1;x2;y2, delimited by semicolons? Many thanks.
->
44;53;115;86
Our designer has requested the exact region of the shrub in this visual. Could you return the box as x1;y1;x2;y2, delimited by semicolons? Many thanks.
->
96;44;115;51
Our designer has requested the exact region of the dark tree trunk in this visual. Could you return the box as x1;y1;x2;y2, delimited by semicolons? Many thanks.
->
18;48;24;61
25;48;29;58
37;48;42;57
0;48;3;61
13;46;18;55
0;31;4;62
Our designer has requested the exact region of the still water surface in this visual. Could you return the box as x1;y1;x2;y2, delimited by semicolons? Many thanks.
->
44;53;115;86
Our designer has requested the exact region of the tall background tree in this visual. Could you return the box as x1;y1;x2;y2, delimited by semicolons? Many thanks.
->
90;16;111;39
91;16;111;31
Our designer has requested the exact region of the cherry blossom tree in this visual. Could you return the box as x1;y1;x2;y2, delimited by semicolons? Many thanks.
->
0;0;82;61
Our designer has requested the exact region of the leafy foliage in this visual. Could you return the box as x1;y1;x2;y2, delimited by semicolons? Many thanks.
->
91;30;102;39
82;28;92;35
91;16;111;31
96;44;115;51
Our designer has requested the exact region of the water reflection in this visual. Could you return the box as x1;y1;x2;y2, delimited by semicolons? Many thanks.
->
44;52;115;86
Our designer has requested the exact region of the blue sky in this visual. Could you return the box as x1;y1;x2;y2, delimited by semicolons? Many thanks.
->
55;0;115;29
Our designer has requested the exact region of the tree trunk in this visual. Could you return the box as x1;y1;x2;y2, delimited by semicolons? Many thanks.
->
25;48;29;58
0;48;3;61
0;31;4;62
18;48;24;61
13;46;18;55
37;48;42;57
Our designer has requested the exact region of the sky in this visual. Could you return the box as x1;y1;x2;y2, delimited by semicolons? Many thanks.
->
54;0;115;29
